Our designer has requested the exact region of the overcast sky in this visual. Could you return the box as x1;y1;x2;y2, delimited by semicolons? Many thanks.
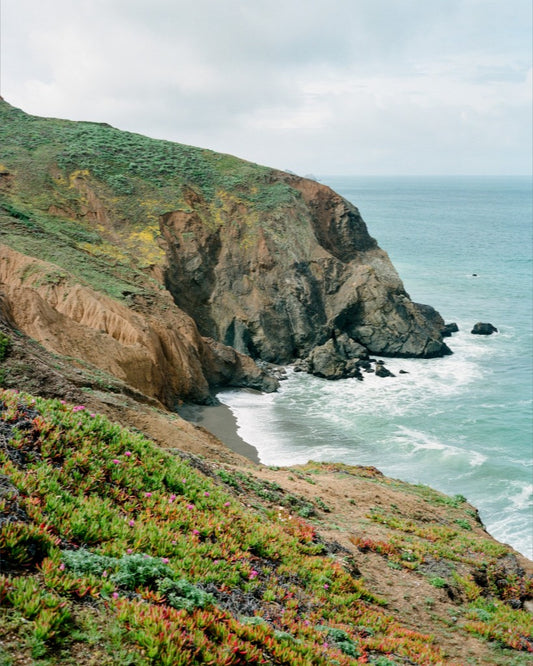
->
1;0;531;175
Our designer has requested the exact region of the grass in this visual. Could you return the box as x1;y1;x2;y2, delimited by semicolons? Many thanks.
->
0;388;459;664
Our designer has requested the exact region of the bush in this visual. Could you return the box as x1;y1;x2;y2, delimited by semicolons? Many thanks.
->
0;333;11;361
157;578;214;611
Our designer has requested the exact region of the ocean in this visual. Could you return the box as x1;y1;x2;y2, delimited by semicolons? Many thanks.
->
217;176;533;559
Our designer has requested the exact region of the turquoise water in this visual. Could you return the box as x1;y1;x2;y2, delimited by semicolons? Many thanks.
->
218;176;533;558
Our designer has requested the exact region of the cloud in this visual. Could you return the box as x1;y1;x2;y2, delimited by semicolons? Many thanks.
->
2;0;531;174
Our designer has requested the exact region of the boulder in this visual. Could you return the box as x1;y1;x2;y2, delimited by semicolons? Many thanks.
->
303;333;366;380
375;361;395;378
471;322;498;335
441;322;459;337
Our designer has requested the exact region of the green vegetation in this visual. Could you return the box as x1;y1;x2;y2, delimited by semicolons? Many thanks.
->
0;98;308;304
1;388;455;664
0;333;11;361
215;468;319;519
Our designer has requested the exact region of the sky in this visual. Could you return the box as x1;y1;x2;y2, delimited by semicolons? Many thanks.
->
1;0;531;176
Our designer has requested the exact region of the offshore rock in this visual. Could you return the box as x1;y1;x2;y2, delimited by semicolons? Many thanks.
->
162;177;451;366
375;361;396;378
471;322;498;335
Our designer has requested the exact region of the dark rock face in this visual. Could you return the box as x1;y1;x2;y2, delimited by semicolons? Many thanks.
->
471;322;498;335
294;333;366;380
161;176;451;370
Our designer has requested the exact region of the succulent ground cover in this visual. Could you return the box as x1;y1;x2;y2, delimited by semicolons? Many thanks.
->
0;384;532;665
0;388;461;665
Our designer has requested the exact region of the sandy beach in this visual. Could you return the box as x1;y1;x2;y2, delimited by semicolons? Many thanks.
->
177;400;260;464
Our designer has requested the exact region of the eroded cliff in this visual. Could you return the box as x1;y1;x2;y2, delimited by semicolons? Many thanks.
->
0;98;449;403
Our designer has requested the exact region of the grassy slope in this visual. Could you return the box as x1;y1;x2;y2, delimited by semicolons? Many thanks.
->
0;389;436;665
0;388;532;665
0;99;300;300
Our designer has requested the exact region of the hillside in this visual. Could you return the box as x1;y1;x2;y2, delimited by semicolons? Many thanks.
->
0;100;531;664
0;98;449;407
0;388;531;665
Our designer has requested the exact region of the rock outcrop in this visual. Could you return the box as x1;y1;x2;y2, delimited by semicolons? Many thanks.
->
161;178;451;373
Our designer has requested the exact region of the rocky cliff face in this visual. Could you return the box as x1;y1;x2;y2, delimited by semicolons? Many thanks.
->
161;176;450;368
0;99;449;403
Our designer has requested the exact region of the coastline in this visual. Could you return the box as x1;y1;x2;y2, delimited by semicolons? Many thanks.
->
177;400;260;464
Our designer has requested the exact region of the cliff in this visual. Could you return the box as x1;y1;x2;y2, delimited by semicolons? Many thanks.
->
0;99;449;410
162;177;449;366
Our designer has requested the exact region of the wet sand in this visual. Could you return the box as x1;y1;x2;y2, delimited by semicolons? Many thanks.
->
177;401;260;464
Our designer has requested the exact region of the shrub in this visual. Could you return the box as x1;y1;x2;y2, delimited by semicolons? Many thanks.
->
0;333;11;361
157;577;214;611
429;577;447;589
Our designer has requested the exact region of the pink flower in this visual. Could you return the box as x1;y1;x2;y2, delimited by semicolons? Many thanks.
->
112;592;119;599
124;451;132;457
102;570;108;578
126;548;133;554
171;540;177;545
145;492;152;498
112;459;120;465
192;529;200;535
224;502;231;507
169;494;176;502
60;400;66;404
250;570;258;579
323;584;329;590
59;563;65;571
128;519;135;527
73;405;85;412
90;413;96;418
187;504;194;510
204;492;210;497
161;557;169;564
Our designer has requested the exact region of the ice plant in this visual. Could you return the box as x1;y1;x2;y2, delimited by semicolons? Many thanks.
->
0;389;528;665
